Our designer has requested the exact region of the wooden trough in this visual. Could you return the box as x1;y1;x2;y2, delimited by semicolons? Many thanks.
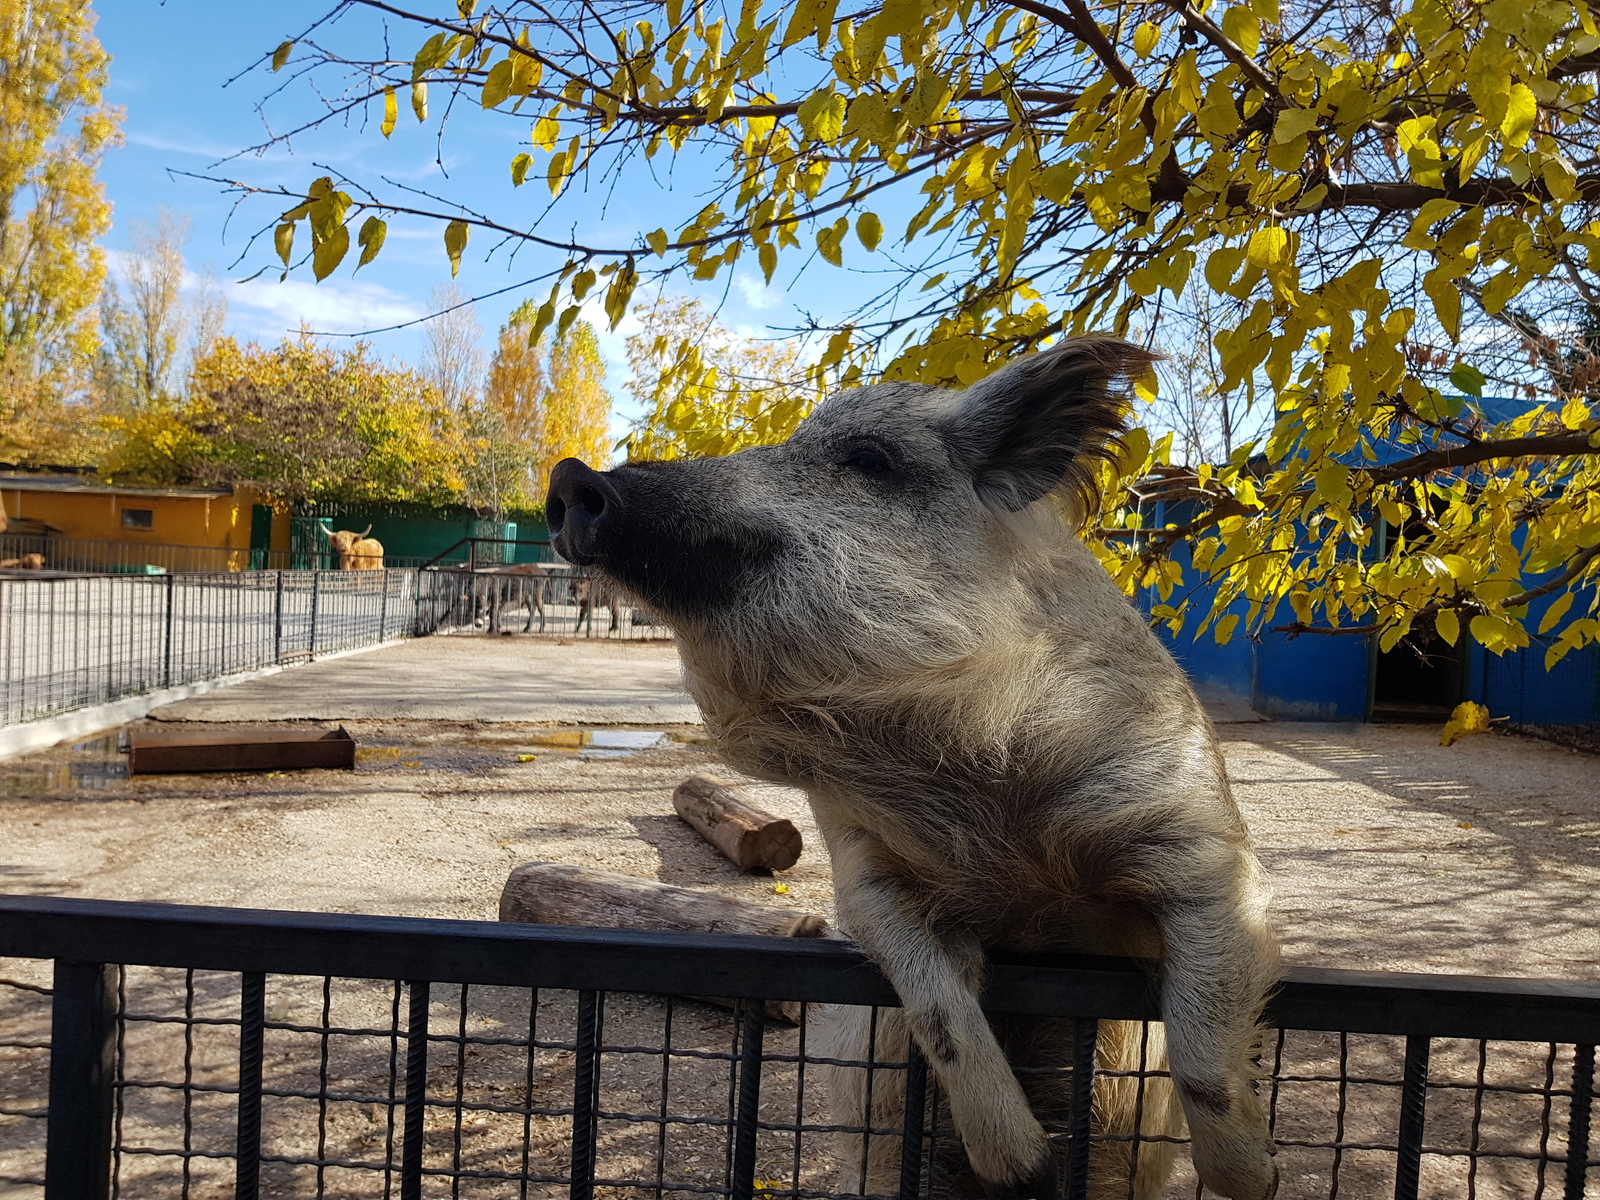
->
128;726;356;774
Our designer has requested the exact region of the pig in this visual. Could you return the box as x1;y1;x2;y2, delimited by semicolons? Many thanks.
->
545;337;1278;1200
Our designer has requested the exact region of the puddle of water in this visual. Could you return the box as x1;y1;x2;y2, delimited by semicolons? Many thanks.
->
0;734;129;796
519;729;669;760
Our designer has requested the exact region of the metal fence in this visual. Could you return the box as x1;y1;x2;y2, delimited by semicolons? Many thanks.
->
0;570;419;727
0;533;454;574
414;564;665;641
0;564;668;728
0;896;1594;1200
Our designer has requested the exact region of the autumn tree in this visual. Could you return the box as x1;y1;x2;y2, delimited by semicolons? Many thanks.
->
477;301;612;504
0;0;120;463
102;334;467;504
421;281;486;411
98;209;229;410
231;0;1600;664
625;294;815;459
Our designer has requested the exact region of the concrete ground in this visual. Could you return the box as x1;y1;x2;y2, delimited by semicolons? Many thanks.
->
148;635;698;724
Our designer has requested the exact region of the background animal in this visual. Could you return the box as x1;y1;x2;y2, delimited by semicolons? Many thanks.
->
318;524;385;569
471;562;559;632
0;553;44;570
546;337;1279;1200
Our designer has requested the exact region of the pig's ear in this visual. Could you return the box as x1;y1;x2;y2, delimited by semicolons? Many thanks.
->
940;337;1157;512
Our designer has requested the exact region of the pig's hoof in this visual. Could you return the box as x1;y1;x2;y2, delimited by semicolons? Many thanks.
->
1194;1135;1277;1200
979;1151;1058;1200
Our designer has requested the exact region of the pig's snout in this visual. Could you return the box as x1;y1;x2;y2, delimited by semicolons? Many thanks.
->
547;458;622;566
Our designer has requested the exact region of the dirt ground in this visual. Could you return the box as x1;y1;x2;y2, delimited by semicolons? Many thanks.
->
2;713;1595;979
2;636;1597;1199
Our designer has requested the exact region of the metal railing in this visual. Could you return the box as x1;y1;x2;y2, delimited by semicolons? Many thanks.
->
414;564;666;641
0;570;422;726
0;533;537;575
0;564;666;728
0;896;1594;1200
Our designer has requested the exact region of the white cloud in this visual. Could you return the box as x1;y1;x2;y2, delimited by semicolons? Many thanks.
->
732;272;783;311
226;277;424;337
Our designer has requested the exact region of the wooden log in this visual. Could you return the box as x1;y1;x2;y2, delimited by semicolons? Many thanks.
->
672;774;803;871
499;862;828;1022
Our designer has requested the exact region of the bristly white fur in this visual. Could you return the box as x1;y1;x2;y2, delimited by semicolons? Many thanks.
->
556;336;1280;1200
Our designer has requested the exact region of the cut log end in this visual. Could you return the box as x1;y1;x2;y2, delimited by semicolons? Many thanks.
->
672;774;803;871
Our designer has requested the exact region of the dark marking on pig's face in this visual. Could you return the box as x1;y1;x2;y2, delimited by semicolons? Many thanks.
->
545;337;1156;633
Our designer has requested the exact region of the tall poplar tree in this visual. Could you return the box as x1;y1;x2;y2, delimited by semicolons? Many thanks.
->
0;0;119;462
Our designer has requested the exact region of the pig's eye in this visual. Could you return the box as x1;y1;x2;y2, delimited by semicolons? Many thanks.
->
837;443;896;479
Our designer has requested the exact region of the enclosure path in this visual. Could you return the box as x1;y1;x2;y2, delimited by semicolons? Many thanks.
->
0;706;1595;981
148;635;699;724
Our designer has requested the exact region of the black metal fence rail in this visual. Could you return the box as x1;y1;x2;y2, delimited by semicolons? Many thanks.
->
0;896;1595;1200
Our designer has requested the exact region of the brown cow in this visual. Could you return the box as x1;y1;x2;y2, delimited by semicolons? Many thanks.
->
0;554;45;570
318;524;385;569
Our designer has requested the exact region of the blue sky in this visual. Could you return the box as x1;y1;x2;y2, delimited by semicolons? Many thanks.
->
94;1;834;429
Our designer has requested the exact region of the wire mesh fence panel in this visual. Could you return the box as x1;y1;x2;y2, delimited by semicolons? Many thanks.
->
1;900;1596;1200
0;959;51;1193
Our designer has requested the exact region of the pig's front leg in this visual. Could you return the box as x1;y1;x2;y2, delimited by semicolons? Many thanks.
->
828;826;1056;1199
1158;888;1279;1200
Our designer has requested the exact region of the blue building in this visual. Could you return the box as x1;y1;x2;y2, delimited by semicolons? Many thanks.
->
1138;399;1598;728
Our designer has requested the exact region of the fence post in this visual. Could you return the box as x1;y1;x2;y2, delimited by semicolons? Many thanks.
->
235;972;266;1200
379;569;389;642
45;961;117;1200
1393;1034;1430;1200
309;570;320;658
1567;1043;1594;1200
730;1003;766;1200
570;989;602;1200
401;981;430;1200
273;571;284;664
161;572;175;689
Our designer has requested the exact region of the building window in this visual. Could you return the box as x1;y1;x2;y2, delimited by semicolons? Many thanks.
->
121;509;154;529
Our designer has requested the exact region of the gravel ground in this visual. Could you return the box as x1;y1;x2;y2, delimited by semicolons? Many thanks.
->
1;707;1595;1199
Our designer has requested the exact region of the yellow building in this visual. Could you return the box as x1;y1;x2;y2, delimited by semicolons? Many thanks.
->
0;471;287;570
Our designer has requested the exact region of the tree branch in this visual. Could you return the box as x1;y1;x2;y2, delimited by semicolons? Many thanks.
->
1156;0;1280;97
1365;433;1600;485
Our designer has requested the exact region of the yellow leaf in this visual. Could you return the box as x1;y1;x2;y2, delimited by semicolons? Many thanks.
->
510;152;532;186
1501;83;1537;148
1213;613;1240;644
411;80;428;123
381;87;397;138
1538;589;1575;634
1440;701;1491;746
274;221;294;266
272;40;294;72
646;227;669;257
355;216;386;270
482;58;514;109
798;89;846;142
1133;21;1161;58
1435;607;1460;645
773;882;790;894
856;211;882;251
444;219;469;277
1246;226;1289;268
533;115;561;151
1220;6;1261;56
1273;106;1318;144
